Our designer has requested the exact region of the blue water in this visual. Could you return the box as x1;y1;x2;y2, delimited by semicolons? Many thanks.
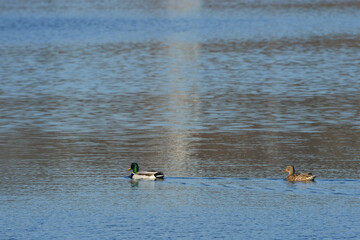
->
1;0;360;239
1;177;359;239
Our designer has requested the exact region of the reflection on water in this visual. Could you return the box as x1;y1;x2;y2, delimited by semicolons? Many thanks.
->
0;0;360;238
163;27;202;173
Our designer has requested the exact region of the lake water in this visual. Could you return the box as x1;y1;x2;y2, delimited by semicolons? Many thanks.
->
0;0;360;239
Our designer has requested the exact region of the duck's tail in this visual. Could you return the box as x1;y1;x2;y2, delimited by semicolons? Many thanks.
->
155;172;165;179
307;174;316;181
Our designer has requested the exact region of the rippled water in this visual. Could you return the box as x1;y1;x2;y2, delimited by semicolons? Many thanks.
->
1;0;360;239
1;177;360;239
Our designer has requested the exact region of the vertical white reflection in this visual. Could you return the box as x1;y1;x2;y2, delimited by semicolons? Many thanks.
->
162;0;202;175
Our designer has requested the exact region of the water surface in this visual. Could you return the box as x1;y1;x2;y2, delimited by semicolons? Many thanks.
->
0;0;360;239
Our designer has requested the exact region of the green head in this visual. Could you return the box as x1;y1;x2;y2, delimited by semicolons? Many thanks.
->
127;163;139;173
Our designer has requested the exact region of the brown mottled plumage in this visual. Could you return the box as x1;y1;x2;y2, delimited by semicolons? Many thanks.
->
283;165;316;181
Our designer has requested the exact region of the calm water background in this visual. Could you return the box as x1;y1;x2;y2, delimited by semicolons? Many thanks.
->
1;0;360;239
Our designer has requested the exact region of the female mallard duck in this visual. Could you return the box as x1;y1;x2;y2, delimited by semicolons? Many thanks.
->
127;163;164;180
283;165;316;181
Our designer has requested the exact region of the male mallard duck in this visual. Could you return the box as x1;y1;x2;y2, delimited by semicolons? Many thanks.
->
283;165;316;181
127;163;164;180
